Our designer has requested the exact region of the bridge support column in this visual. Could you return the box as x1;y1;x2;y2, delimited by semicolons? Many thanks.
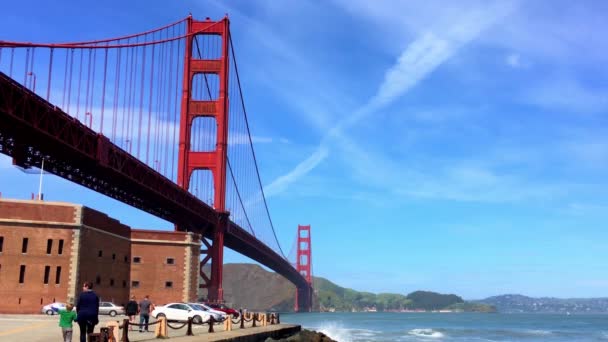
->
295;285;313;312
294;225;313;312
208;211;228;302
178;16;231;304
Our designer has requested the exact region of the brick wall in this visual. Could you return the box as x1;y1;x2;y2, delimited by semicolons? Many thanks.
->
0;200;79;224
130;230;200;306
74;206;131;305
0;200;202;313
0;214;76;313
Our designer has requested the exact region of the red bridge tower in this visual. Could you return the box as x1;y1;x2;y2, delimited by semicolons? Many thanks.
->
177;16;230;302
295;224;313;312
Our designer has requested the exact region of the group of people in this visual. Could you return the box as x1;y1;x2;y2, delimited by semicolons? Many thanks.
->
58;281;155;342
126;294;155;332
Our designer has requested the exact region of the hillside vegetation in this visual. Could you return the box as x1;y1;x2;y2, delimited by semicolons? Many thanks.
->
204;264;495;313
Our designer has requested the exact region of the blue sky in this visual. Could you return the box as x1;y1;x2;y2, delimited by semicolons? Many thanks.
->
1;0;608;299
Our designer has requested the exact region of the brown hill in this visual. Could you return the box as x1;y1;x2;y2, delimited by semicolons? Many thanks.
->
199;263;297;311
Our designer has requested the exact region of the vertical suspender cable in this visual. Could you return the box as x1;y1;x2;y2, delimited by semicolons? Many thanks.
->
100;45;109;134
46;48;54;101
146;42;156;164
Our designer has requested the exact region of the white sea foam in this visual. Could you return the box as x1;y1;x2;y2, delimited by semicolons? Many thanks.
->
408;328;445;339
523;329;552;336
316;322;355;342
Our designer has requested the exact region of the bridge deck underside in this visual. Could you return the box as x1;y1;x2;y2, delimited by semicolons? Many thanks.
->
0;72;308;289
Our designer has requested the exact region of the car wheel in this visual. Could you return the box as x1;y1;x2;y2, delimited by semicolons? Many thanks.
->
45;309;54;315
109;310;117;317
156;313;166;319
192;315;202;324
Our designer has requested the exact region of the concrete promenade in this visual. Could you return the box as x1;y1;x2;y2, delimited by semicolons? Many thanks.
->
0;314;300;341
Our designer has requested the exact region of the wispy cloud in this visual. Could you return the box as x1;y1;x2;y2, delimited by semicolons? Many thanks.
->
506;53;523;68
524;78;608;114
263;146;329;198
265;1;517;198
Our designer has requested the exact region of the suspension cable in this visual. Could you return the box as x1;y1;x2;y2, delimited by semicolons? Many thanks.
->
228;32;285;259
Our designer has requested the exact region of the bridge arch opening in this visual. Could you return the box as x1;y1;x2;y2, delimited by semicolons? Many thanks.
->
191;73;219;101
190;116;217;152
191;34;223;60
189;169;215;206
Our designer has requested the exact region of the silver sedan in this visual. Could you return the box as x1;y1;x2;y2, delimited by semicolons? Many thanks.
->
99;302;125;316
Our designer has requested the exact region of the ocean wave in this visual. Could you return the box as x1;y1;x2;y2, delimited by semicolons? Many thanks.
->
522;329;553;336
408;328;445;339
316;322;355;342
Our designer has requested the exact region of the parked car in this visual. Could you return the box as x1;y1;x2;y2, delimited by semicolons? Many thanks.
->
41;302;68;315
99;302;125;316
204;302;239;318
152;303;214;323
188;303;227;321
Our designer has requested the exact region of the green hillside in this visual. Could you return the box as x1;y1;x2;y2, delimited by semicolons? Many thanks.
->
202;263;495;313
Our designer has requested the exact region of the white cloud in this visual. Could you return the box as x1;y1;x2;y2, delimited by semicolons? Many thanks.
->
263;146;329;198
506;53;522;68
525;78;608;114
266;1;517;197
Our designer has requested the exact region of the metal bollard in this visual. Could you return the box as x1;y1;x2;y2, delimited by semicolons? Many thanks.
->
122;318;130;342
277;313;280;324
208;315;215;333
252;313;257;328
240;310;245;329
186;317;194;336
271;313;275;325
100;327;110;342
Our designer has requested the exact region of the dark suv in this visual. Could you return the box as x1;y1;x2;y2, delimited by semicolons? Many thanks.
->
205;303;239;318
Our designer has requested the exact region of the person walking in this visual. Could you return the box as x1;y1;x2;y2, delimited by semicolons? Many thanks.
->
138;295;154;332
58;303;77;342
76;281;99;342
126;296;139;331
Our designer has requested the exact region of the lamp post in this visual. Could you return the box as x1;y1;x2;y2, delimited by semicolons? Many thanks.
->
38;158;44;200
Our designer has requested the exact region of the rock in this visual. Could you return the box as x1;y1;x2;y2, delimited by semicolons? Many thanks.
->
265;329;338;342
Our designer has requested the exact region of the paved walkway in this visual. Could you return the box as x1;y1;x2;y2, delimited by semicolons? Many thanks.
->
0;314;298;341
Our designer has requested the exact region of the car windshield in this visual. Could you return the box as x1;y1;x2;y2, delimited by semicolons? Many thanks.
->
189;304;207;311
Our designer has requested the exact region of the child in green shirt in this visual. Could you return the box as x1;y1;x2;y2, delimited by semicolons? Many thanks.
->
58;303;77;342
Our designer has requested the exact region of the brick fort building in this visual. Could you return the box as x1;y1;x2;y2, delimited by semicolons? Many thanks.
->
0;198;200;314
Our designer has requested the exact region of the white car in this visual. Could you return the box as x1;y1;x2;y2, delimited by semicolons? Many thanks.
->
152;303;215;323
42;302;68;315
188;303;226;321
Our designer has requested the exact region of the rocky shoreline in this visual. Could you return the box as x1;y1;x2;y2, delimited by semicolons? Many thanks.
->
266;328;337;342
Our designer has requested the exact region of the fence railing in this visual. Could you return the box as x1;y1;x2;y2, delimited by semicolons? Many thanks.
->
89;310;281;342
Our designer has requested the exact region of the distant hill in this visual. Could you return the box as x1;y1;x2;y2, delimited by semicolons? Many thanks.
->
476;294;608;313
406;290;463;310
200;263;494;312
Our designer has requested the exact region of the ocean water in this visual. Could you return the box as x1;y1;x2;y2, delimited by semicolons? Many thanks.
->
280;312;608;341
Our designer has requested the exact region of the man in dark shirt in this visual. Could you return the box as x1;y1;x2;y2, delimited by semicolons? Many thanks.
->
138;295;153;332
76;281;100;342
126;296;139;331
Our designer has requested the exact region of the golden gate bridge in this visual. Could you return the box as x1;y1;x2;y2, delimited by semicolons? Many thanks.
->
0;15;313;311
